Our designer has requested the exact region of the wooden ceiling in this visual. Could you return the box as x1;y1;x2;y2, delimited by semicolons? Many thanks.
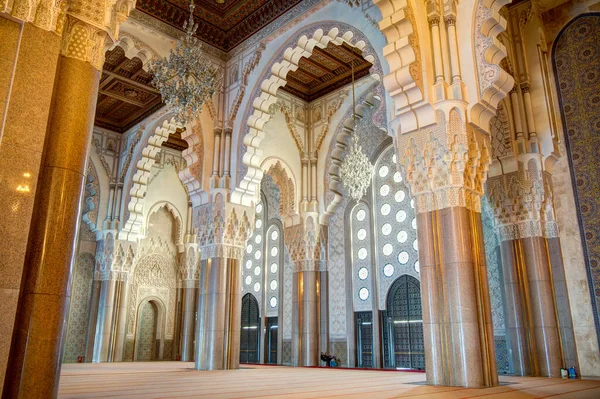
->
280;42;373;103
136;0;304;51
94;47;188;151
95;46;164;134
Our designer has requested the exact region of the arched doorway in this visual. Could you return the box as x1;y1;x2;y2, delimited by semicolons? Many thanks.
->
136;301;158;361
382;275;424;370
240;293;260;363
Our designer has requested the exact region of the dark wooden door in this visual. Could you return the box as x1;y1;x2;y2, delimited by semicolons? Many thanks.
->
240;293;260;363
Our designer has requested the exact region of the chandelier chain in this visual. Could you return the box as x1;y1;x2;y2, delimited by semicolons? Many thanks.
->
339;60;374;202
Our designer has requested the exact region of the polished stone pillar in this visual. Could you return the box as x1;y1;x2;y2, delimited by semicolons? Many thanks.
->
181;286;197;361
418;207;497;388
499;240;532;376
547;237;578;370
195;256;242;370
85;280;102;362
3;53;101;398
292;270;320;366
112;278;130;361
93;279;118;362
521;236;562;377
0;20;61;388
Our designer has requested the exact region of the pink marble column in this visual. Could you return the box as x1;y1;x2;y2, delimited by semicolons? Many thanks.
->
521;236;562;377
499;240;532;376
417;207;497;388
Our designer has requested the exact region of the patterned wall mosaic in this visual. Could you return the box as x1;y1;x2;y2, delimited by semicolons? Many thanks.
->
553;14;600;345
63;252;95;363
136;301;158;361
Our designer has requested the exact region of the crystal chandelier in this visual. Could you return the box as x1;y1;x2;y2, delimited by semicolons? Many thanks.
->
148;0;222;124
339;62;374;202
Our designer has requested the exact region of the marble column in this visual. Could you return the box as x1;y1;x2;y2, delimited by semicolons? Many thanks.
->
293;270;320;367
2;51;101;397
180;286;197;361
521;236;562;377
112;278;131;361
499;240;532;376
418;207;497;388
93;279;118;362
547;237;578;370
0;20;61;388
195;256;242;370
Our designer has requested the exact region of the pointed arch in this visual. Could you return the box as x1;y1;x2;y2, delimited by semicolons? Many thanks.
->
231;25;384;208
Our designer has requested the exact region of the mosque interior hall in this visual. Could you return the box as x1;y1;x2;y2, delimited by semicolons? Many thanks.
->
1;0;600;398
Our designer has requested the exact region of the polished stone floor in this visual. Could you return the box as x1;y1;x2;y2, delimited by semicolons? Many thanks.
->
58;362;600;398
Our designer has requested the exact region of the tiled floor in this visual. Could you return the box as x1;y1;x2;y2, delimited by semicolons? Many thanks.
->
58;362;600;398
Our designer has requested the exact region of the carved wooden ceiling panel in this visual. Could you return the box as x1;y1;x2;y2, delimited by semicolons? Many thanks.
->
280;42;373;103
135;0;303;51
95;46;164;134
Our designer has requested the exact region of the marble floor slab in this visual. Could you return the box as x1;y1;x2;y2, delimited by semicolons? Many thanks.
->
58;362;600;398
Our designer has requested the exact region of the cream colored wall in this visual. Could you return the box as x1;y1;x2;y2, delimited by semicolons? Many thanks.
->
143;149;189;244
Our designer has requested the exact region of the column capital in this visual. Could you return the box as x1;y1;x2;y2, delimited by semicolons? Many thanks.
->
1;0;65;33
486;166;559;241
94;238;137;281
400;114;491;214
284;220;327;272
58;1;137;70
195;198;254;261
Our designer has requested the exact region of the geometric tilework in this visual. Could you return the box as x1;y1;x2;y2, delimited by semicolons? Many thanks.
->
554;14;600;348
494;337;511;374
63;252;95;363
136;301;158;361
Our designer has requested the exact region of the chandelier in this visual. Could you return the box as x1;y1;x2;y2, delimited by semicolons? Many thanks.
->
339;62;374;202
148;0;222;124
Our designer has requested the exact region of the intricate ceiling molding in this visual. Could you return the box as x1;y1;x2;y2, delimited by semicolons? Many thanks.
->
135;0;304;51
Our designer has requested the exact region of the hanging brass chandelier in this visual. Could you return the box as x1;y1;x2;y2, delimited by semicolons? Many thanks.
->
339;62;374;202
148;0;222;124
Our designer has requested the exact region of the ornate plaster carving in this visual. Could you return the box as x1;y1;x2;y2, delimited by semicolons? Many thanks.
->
470;0;514;132
486;159;559;241
195;193;253;260
284;217;327;272
265;161;296;218
400;109;492;214
82;159;100;233
94;233;136;281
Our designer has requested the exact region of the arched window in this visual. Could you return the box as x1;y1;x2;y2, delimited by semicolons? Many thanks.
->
241;192;284;364
242;196;267;309
373;145;419;308
347;143;422;369
350;202;374;310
